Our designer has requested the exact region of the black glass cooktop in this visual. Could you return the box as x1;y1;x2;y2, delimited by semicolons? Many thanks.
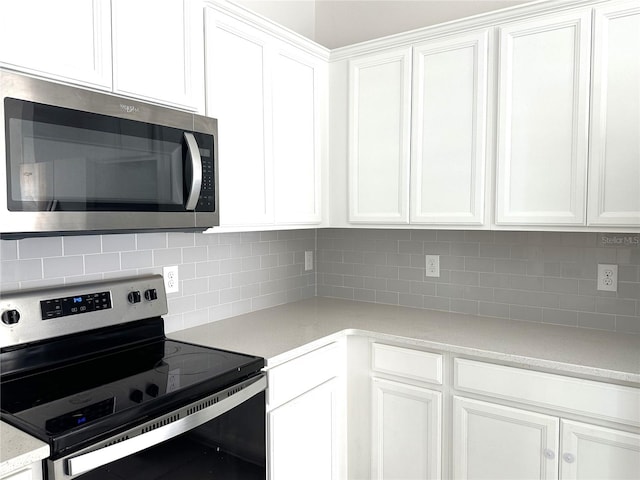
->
0;318;264;457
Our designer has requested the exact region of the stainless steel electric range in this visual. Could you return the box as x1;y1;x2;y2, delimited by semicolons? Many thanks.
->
0;275;266;480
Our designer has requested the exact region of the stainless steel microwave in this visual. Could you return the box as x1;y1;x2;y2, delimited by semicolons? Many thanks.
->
1;70;219;238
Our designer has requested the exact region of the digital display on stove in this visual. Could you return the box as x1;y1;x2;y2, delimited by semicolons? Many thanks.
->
44;397;115;434
40;291;112;320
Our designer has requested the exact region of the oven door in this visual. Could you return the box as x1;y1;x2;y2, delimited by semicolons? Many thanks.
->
47;375;266;480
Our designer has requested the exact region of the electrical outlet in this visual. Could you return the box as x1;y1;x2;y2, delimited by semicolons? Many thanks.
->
425;255;440;278
305;251;313;271
163;265;180;294
597;264;618;292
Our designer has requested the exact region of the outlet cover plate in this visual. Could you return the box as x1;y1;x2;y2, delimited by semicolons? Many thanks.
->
597;264;618;292
163;265;180;293
425;255;440;278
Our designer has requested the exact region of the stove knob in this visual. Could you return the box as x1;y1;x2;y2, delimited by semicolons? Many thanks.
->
127;291;141;304
130;389;144;403
144;289;158;301
146;384;160;397
1;309;20;325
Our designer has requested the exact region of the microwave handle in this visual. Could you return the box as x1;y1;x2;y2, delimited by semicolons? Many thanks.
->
183;132;203;211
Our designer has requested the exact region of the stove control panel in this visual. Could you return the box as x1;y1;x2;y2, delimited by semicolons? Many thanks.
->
0;274;168;349
41;291;112;320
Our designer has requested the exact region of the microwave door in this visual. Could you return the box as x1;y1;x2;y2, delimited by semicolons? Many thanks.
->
183;132;202;211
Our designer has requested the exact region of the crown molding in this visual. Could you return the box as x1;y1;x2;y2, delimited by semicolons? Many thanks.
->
329;0;613;62
204;0;331;60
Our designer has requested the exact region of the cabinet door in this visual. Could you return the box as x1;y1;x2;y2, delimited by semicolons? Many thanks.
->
348;48;412;224
560;419;640;480
111;0;204;112
269;378;342;480
0;0;111;89
371;378;441;480
588;1;640;226
411;30;488;225
205;9;273;226
496;11;591;225
272;44;323;224
453;396;559;480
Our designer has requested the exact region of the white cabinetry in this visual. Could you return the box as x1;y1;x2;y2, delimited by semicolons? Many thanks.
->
495;11;592;225
205;6;325;228
453;358;640;480
0;460;43;480
410;31;488;225
370;343;443;480
587;1;640;227
267;342;345;480
0;0;204;111
453;396;559;480
348;48;412;224
270;378;341;480
372;379;441;480
0;0;112;90
111;0;204;112
347;29;489;227
205;11;273;226
560;419;640;479
272;43;324;224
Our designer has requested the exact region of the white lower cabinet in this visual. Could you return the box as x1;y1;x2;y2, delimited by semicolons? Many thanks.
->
453;396;560;480
0;462;42;480
269;378;341;480
371;378;441;480
560;419;640;480
453;397;640;480
266;342;346;480
267;338;639;480
453;358;640;480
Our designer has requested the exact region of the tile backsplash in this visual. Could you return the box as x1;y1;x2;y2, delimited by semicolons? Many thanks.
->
317;229;640;334
2;228;639;335
0;230;316;333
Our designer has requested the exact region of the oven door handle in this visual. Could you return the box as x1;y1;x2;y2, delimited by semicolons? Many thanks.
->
66;374;266;477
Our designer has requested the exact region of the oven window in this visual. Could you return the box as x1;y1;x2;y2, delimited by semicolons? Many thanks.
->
4;98;187;212
74;392;265;480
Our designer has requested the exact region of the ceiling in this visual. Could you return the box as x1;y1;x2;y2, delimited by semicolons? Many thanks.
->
314;0;536;48
236;0;536;48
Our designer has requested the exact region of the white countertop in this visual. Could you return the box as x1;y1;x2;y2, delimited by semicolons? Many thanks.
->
0;421;49;477
169;297;640;385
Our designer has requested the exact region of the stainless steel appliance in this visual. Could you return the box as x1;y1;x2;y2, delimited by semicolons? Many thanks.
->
0;70;219;238
0;275;265;479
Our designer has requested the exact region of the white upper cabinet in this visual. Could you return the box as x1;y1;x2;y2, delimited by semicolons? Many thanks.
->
111;0;205;112
0;0;112;90
272;43;324;224
348;48;412;224
496;11;592;225
410;30;488;225
205;6;325;228
205;10;273;226
588;1;640;227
